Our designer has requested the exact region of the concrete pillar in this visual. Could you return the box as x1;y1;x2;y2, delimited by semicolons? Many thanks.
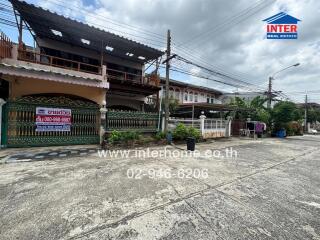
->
199;112;206;138
225;116;232;137
0;98;6;148
161;112;166;132
99;101;107;144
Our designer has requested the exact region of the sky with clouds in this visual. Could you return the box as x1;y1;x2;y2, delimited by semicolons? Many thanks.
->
1;0;320;103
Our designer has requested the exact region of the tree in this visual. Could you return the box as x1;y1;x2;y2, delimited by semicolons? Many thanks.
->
229;96;270;123
272;101;303;131
161;97;179;113
307;107;320;123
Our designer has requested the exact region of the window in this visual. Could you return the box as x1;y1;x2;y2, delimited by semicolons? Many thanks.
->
194;93;198;102
169;89;174;98
51;29;62;37
189;92;193;102
175;90;180;100
211;98;214;104
207;95;210;103
126;52;134;57
106;46;114;51
81;38;90;45
184;92;188;101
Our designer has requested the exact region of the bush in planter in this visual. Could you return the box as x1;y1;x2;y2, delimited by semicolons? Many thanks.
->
172;123;201;141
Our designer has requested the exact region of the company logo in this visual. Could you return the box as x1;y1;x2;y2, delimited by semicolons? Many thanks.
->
263;12;301;39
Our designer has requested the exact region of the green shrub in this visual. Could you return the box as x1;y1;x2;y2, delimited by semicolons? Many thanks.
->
108;130;141;144
172;123;201;141
155;131;166;141
286;121;303;136
173;123;188;140
188;127;201;141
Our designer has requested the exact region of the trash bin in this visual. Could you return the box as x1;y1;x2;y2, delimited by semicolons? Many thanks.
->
186;137;196;151
277;129;286;138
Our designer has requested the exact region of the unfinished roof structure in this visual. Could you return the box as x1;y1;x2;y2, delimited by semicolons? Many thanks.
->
9;0;163;63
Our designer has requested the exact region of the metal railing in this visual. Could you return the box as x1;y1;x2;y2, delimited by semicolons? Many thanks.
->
204;118;226;130
106;110;159;132
107;69;160;87
168;118;201;131
0;31;12;59
18;49;102;75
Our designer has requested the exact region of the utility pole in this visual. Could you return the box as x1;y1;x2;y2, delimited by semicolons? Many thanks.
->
267;76;272;109
304;94;308;132
164;29;171;132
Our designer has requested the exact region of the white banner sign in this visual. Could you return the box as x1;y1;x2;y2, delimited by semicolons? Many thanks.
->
36;107;72;132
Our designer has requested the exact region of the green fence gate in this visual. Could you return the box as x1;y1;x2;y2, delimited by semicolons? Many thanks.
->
106;110;159;133
2;96;100;147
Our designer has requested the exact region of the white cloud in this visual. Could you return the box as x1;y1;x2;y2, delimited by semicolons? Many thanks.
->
28;0;320;102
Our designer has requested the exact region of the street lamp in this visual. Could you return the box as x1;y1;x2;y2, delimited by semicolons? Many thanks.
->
267;63;300;108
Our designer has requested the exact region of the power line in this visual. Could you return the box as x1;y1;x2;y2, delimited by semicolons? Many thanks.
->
178;0;274;47
174;55;266;91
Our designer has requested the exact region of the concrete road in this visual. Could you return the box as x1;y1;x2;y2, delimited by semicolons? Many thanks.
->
0;136;319;240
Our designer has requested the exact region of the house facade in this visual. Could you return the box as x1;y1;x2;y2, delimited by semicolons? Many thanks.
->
159;78;222;105
0;0;162;147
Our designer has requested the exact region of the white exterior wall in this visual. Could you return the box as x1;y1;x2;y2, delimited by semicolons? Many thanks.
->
161;86;220;104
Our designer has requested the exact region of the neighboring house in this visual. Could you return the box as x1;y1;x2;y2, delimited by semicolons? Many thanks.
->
0;0;162;147
158;78;223;105
220;92;267;104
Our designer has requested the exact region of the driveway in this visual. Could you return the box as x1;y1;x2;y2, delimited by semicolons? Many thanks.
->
0;136;320;239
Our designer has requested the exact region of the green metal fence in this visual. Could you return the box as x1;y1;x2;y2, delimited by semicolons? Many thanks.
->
2;96;100;147
106;110;159;132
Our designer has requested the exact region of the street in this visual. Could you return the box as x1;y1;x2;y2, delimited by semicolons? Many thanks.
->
0;135;320;240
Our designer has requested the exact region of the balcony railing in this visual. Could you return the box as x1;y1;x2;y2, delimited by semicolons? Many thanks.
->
0;32;12;59
17;49;102;75
106;69;160;87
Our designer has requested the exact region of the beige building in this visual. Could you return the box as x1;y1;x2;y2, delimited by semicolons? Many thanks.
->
0;0;162;147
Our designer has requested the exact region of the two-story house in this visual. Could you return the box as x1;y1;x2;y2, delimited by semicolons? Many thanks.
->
0;0;162;147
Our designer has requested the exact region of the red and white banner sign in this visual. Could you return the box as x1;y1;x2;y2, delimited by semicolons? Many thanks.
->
36;107;72;132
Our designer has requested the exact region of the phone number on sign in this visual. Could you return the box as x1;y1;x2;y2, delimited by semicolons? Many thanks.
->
127;168;208;179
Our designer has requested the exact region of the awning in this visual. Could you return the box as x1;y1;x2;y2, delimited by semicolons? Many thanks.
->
9;0;164;63
0;62;109;89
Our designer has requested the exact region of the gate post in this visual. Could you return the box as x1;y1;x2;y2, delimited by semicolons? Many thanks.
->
199;112;206;138
0;98;6;148
226;116;232;137
99;101;107;145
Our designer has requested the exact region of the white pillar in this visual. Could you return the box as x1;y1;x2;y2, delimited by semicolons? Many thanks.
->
226;116;232;137
161;114;166;132
0;99;6;148
99;101;107;145
199;112;206;138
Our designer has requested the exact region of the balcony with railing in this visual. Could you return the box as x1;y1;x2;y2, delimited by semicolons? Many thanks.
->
107;69;160;87
17;49;102;75
0;31;159;87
